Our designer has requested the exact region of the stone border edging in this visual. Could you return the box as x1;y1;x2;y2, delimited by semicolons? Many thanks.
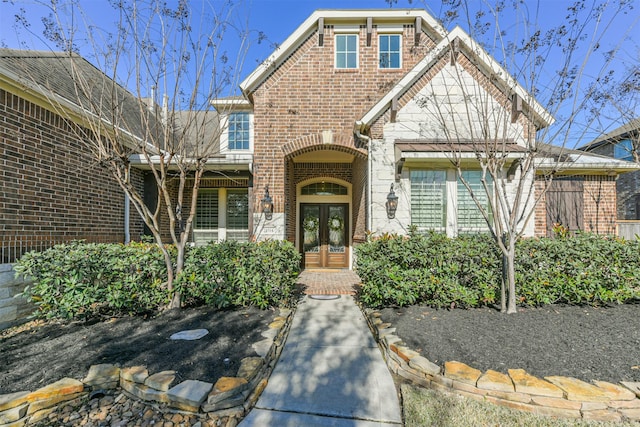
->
0;306;295;427
362;307;640;423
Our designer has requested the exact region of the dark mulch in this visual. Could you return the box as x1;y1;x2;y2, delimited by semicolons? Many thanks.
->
0;306;279;394
379;302;640;384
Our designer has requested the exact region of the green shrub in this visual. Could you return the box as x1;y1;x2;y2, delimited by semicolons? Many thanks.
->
176;240;301;309
356;232;640;309
14;241;169;319
15;239;301;320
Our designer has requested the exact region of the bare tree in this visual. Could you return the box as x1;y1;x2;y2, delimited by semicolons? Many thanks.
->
12;0;256;308
411;0;636;313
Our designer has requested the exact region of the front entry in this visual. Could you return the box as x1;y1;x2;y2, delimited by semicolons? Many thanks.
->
301;203;349;268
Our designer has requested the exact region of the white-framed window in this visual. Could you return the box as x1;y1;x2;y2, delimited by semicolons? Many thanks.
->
335;34;358;69
410;170;446;230
228;112;250;150
457;170;493;232
194;189;219;245
226;189;249;241
614;138;634;161
379;34;401;69
193;187;249;244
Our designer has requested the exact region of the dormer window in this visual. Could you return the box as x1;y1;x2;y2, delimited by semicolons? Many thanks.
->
228;112;250;150
335;34;358;69
379;34;401;69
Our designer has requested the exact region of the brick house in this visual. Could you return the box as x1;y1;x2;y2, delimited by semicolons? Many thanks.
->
1;9;635;270
578;118;640;220
239;9;634;267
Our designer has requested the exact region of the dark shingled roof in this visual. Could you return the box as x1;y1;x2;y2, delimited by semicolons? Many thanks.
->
0;48;162;145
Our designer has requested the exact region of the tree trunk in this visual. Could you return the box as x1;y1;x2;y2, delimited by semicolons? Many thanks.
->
506;244;517;314
500;253;507;313
168;243;185;309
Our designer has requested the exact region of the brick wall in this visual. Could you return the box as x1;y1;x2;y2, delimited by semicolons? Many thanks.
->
534;175;617;237
585;143;640;220
0;88;145;262
251;23;437;242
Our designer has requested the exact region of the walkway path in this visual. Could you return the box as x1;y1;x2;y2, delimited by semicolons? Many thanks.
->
240;271;402;427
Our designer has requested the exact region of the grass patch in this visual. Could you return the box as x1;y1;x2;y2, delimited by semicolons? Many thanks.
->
402;384;635;427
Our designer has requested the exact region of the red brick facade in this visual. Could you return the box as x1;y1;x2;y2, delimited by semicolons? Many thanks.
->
0;88;145;262
250;23;437;244
534;175;617;237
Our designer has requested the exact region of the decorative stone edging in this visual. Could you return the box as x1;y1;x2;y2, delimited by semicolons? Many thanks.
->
363;308;640;423
0;307;294;427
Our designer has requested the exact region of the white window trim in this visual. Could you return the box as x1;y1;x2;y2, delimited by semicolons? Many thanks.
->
378;33;402;70
193;187;250;244
409;168;493;237
221;112;254;153
335;33;359;70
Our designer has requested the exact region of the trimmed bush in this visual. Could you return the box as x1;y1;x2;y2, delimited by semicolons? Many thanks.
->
15;239;301;320
177;240;301;309
14;241;169;319
355;232;640;309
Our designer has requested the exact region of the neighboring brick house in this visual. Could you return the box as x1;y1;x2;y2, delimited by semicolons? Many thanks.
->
578;118;640;220
0;50;147;263
2;10;635;270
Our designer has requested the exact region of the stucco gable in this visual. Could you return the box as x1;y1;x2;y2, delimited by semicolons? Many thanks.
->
357;26;554;135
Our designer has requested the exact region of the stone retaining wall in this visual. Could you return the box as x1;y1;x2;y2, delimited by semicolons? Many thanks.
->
0;307;293;427
364;308;640;423
0;264;33;331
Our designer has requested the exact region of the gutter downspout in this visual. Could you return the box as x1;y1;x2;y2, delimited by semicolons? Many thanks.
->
354;121;372;232
124;164;131;244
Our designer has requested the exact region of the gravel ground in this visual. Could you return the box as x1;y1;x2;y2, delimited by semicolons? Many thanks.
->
0;305;279;394
379;302;640;384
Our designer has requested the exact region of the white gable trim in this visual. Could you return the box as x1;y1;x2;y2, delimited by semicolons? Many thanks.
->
358;26;554;132
240;9;447;96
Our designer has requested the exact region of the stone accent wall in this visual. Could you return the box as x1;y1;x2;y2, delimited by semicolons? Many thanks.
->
251;23;437;241
0;88;146;263
534;175;617;237
0;263;33;330
365;309;640;423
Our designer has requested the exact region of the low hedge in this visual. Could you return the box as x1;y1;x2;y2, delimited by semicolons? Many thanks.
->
355;232;640;309
15;241;170;319
176;240;301;309
14;240;301;320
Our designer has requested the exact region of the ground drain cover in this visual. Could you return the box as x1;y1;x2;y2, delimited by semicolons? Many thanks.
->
309;295;341;300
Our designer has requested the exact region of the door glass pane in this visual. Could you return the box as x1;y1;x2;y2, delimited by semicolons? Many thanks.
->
302;206;320;253
328;206;345;253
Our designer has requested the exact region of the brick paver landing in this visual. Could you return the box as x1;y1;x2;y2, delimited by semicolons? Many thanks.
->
296;269;361;295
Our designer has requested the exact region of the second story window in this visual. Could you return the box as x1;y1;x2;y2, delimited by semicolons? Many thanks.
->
228;112;250;150
379;34;401;69
335;34;358;69
614;139;634;161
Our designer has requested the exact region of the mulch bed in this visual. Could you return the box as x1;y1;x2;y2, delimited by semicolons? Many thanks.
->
0;306;279;395
379;302;640;384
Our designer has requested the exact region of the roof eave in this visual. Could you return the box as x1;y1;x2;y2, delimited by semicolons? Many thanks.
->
240;9;447;96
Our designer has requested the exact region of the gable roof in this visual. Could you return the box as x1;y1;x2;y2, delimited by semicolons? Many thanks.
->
578;117;640;151
357;25;554;133
240;9;447;97
0;49;160;147
536;142;639;173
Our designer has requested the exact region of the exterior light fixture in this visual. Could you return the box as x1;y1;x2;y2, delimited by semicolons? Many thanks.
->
386;183;398;219
261;186;273;220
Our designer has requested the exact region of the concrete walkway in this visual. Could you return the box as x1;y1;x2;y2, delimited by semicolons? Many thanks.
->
240;292;402;426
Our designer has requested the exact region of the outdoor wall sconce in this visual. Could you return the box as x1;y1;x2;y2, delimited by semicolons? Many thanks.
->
386;183;398;219
261;186;273;220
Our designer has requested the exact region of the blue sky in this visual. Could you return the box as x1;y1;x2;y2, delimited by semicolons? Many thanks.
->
1;0;638;145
